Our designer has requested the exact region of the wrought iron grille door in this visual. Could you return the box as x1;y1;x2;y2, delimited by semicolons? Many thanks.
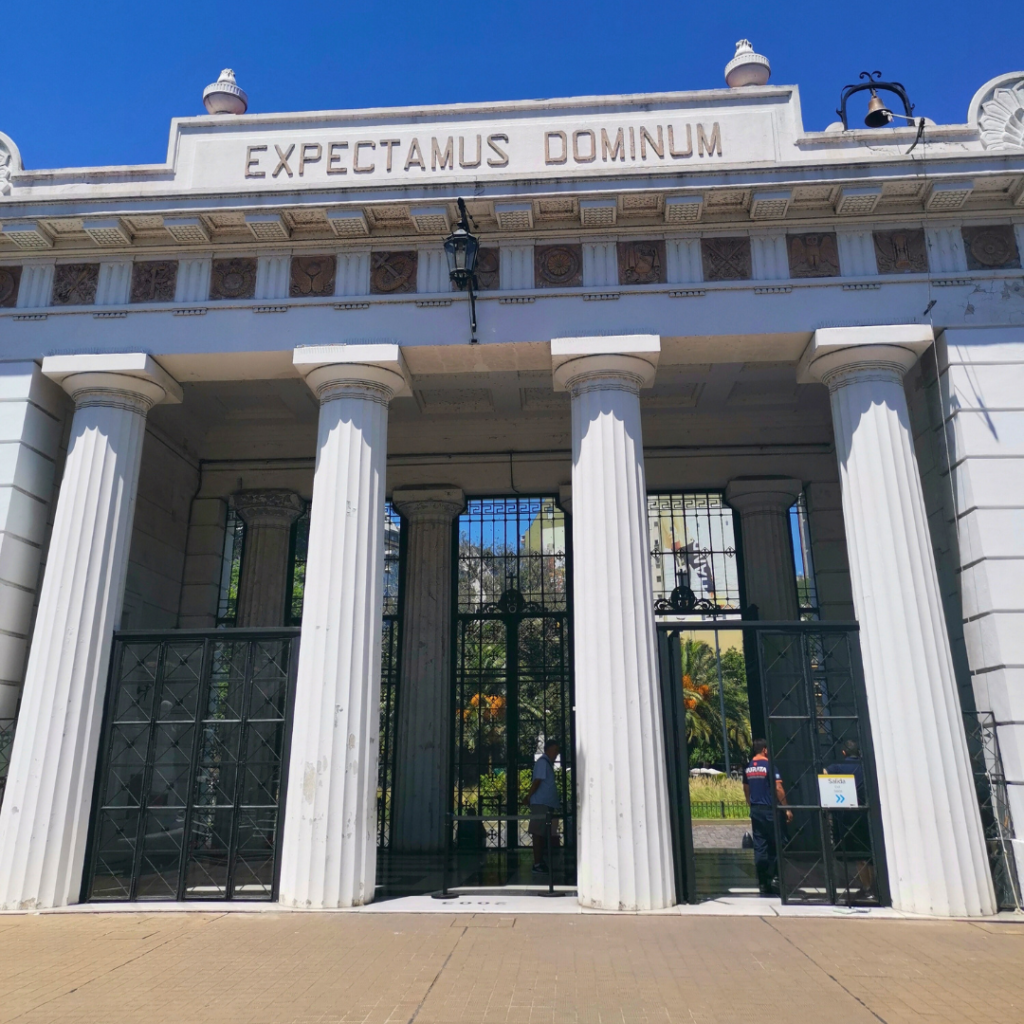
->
453;498;573;853
84;630;298;902
758;627;887;905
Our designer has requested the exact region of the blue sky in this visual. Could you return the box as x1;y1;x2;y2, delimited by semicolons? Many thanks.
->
3;1;1018;170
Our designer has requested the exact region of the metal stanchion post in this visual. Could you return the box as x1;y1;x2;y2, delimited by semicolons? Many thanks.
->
432;811;459;900
537;808;564;898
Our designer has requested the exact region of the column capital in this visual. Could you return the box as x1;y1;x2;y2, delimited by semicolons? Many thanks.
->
391;486;464;521
798;325;934;389
293;344;411;403
231;489;305;529
41;352;182;410
725;477;803;515
551;334;660;393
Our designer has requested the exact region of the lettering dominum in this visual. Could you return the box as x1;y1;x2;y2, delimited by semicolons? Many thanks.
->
543;123;722;164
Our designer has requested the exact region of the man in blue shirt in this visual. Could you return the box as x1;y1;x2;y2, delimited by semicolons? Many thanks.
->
526;739;561;874
743;738;792;895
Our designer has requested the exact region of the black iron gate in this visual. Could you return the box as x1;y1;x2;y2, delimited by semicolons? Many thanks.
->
83;629;298;902
658;621;888;906
453;498;574;856
757;627;887;905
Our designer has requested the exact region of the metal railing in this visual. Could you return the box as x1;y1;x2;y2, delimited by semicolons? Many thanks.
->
433;810;570;899
690;801;749;820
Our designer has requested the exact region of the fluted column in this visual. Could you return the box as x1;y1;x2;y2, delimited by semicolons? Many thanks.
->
0;354;181;910
390;486;464;853
278;344;409;909
726;478;803;621
233;489;305;627
552;334;675;911
801;326;995;916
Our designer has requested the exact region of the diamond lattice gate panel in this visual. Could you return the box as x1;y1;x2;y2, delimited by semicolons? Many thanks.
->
758;628;887;906
83;631;299;902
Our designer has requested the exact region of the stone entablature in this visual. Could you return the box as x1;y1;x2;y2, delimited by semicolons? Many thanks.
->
1;74;1023;261
1;224;1021;310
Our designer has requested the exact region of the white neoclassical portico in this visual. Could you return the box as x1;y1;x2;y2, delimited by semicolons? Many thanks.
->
1;53;1023;917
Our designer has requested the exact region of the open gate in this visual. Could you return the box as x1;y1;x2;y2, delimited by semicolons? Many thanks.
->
658;621;889;906
451;497;574;881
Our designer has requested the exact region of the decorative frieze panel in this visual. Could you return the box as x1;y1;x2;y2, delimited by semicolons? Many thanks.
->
873;229;928;274
130;261;178;303
617;240;666;285
700;237;751;281
787;232;840;278
475;248;500;290
0;266;21;307
51;264;99;306
371;251;417;294
210;257;258;300
961;225;1021;270
290;256;336;297
535;244;583;287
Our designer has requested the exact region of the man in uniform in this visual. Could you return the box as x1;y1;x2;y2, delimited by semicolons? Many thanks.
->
743;739;792;895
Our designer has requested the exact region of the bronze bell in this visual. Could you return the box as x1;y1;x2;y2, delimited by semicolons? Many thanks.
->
864;90;893;128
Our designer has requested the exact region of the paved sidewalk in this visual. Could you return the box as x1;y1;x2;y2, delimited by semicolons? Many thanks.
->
2;909;1022;1023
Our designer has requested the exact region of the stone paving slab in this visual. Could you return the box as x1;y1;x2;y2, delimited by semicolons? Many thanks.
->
1;911;1022;1023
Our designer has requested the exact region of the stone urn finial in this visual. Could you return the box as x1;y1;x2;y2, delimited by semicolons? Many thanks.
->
203;68;248;115
724;39;771;88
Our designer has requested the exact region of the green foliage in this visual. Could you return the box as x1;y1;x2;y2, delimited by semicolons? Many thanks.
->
680;638;752;768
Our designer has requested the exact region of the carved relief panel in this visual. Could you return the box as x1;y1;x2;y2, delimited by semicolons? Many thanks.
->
617;240;666;285
700;237;752;281
535;244;583;288
0;266;22;308
475;248;500;290
961;225;1021;270
52;264;100;306
130;261;178;303
210;258;258;300
873;230;928;274
290;255;337;297
371;251;418;294
787;233;840;278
